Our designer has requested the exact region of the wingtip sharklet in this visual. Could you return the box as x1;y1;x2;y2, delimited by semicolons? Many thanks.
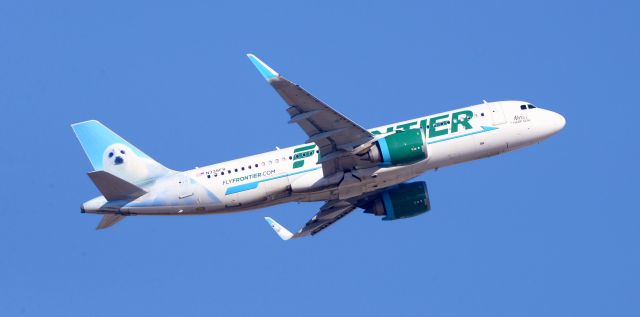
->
246;54;280;80
264;217;294;240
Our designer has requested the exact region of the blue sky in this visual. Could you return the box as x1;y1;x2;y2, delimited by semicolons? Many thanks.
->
1;0;639;316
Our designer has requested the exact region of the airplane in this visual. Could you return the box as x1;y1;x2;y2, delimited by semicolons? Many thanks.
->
72;54;566;240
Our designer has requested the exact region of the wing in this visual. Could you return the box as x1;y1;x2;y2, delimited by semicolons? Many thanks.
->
264;200;357;240
247;54;375;175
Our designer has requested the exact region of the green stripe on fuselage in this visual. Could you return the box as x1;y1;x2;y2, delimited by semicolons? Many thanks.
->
294;144;316;153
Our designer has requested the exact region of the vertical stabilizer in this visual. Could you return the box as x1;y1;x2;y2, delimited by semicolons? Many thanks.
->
71;120;172;184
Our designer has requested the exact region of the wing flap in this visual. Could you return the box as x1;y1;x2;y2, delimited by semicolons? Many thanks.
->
263;201;356;240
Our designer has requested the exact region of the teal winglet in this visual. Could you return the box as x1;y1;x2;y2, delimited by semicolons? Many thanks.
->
246;54;279;80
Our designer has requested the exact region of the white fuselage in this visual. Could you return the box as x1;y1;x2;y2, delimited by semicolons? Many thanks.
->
81;100;565;216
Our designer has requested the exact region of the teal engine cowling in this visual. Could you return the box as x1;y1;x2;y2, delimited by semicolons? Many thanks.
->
363;181;431;220
362;129;428;166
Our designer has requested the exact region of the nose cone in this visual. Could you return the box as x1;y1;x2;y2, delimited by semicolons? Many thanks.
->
548;111;566;133
539;110;566;139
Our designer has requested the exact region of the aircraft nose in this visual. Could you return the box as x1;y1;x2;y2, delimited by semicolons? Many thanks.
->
548;111;566;133
535;109;566;140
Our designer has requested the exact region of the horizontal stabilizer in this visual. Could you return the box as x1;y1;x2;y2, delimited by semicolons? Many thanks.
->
87;171;147;201
97;214;125;230
264;217;294;240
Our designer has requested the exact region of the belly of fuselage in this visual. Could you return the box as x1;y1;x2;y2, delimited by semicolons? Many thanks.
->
126;161;430;216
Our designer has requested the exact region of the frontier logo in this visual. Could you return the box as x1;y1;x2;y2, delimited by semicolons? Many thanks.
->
291;144;317;169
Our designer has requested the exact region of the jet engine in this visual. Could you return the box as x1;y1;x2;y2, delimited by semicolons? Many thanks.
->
360;129;428;166
363;181;431;220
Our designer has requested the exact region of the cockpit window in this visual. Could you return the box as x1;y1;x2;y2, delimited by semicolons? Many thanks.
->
527;104;536;109
520;105;527;110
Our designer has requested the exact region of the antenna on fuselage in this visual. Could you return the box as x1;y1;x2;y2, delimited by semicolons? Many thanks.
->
483;100;488;104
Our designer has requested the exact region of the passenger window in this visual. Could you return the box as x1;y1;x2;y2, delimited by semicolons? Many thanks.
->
221;171;225;175
255;164;259;168
275;159;279;163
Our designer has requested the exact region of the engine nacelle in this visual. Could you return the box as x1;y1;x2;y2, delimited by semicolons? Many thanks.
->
364;181;431;221
363;129;428;166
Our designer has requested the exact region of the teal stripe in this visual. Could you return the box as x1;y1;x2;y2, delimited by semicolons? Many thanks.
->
225;126;497;195
381;191;395;220
225;182;259;194
377;137;392;166
225;167;321;195
247;55;278;79
428;126;497;144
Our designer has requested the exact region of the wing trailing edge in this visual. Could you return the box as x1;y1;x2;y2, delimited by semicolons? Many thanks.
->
263;201;357;240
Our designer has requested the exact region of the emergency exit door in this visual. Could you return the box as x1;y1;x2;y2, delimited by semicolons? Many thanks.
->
488;103;507;125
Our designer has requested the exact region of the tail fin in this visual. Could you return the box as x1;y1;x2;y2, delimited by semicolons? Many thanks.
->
71;120;172;184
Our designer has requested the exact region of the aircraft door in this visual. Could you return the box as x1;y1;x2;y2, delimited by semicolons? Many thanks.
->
488;103;507;125
178;174;194;199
